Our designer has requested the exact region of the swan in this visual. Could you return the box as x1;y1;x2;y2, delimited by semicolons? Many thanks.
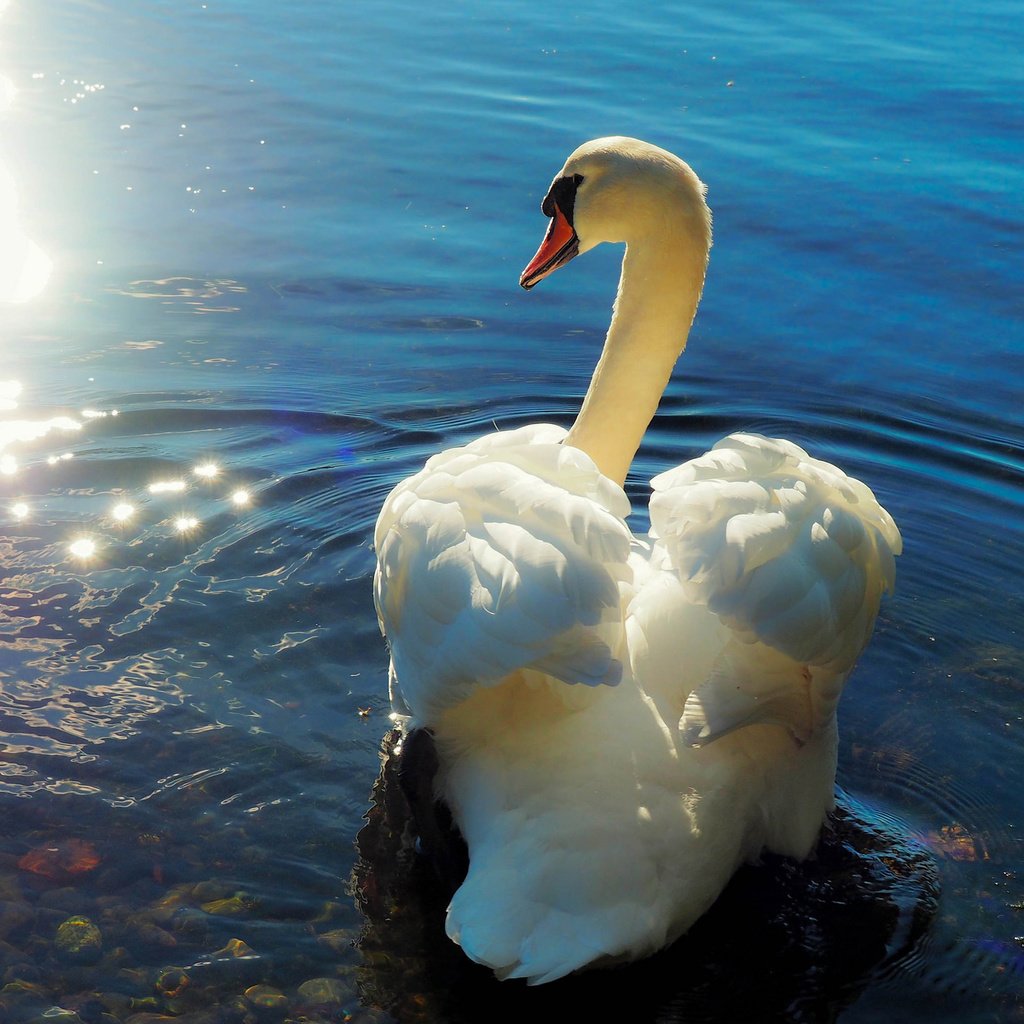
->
372;137;901;985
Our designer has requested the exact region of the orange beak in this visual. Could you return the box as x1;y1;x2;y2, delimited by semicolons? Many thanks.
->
520;204;580;290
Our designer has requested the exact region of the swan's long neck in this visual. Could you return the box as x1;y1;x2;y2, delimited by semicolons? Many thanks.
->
564;217;709;488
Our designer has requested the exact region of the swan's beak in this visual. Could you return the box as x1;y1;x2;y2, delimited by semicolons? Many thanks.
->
520;205;580;290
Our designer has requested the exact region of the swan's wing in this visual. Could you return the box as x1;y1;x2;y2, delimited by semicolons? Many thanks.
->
374;424;633;724
648;432;901;745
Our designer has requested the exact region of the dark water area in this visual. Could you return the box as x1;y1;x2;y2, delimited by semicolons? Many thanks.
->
0;0;1021;1021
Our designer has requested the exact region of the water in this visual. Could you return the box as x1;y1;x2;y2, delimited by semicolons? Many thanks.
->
0;0;1021;1020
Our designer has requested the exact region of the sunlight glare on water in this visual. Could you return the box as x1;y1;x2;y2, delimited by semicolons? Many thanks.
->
0;378;21;409
67;535;98;559
0;378;82;470
148;478;187;494
0;78;51;302
110;501;134;523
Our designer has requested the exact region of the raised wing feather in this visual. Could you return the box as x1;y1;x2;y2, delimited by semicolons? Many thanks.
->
648;433;901;745
374;425;633;723
650;433;900;672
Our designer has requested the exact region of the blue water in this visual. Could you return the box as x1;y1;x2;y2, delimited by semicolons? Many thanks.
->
0;0;1021;1020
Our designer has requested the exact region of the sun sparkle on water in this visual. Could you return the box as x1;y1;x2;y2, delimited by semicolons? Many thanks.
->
111;502;134;522
68;537;97;559
194;461;219;479
149;479;187;494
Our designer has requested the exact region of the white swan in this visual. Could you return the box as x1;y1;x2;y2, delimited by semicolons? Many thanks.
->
373;137;901;985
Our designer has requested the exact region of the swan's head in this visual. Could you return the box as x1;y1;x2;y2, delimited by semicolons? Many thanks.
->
520;137;712;290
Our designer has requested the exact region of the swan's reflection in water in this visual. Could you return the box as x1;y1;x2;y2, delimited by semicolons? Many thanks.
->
353;730;940;1024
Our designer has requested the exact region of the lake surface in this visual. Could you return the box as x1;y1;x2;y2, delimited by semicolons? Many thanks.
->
0;0;1021;1020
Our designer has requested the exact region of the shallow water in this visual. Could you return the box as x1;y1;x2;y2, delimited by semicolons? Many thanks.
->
0;0;1021;1020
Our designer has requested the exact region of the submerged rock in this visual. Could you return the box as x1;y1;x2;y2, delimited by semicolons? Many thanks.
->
167;907;210;944
37;888;81;914
186;937;263;990
189;880;234;904
124;997;161;1015
0;869;23;902
316;928;354;955
1;977;51;997
296;976;349;1006
207;937;256;959
244;983;288;1012
54;916;103;964
128;919;179;955
68;994;122;1024
28;1008;82;1024
2;959;43;986
19;840;100;883
0;978;53;1024
154;966;190;998
150;882;194;918
0;900;34;941
200;892;256;917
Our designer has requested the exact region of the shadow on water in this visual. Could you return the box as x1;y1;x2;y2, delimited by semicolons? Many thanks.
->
352;730;940;1024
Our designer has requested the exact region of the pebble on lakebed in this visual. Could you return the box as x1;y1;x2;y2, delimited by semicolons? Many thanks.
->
297;976;351;1004
244;982;289;1011
0;811;368;1024
54;915;103;964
